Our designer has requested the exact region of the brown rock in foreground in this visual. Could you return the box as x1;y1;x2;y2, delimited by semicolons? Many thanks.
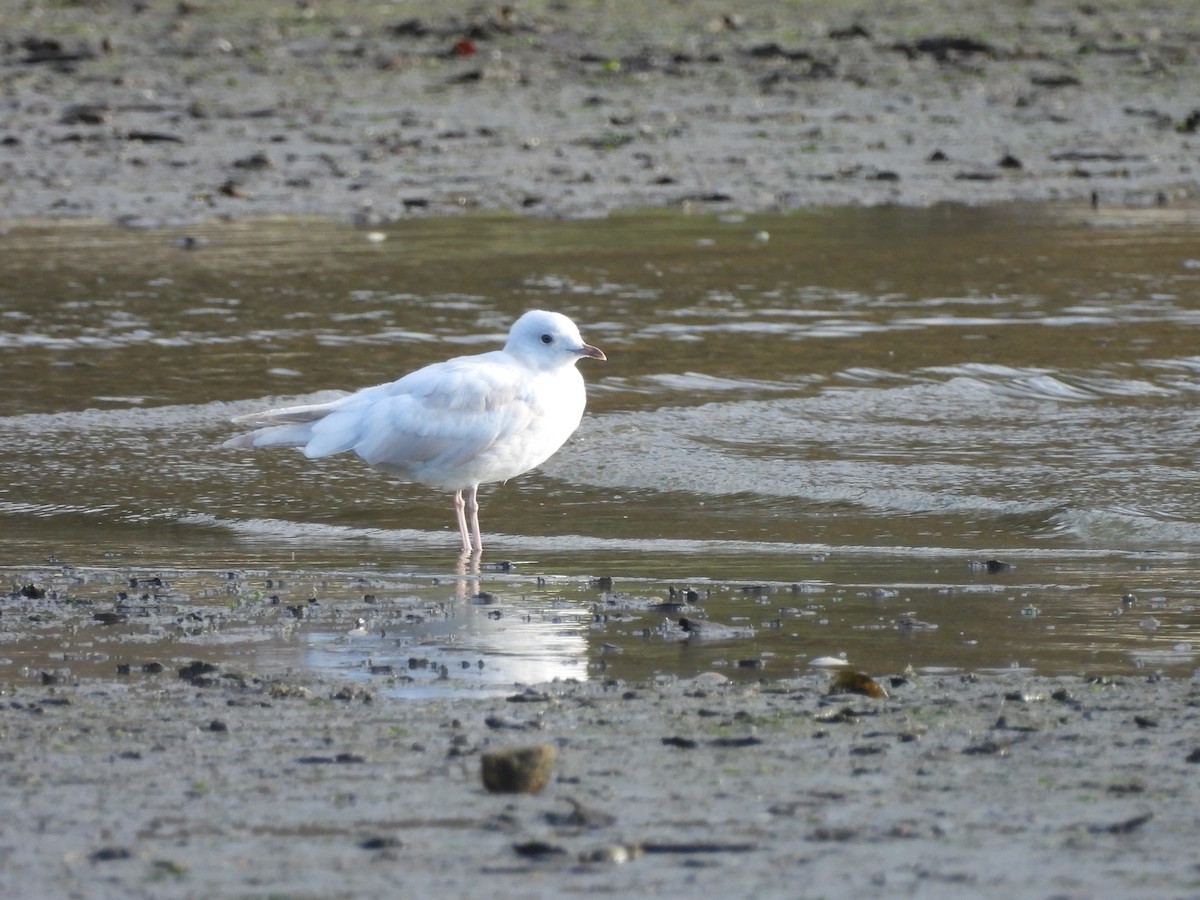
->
481;744;557;794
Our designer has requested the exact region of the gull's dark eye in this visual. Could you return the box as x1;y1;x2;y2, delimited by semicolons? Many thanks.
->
540;333;553;344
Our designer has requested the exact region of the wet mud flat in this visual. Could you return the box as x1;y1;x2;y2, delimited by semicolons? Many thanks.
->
1;0;1198;222
4;565;1199;896
4;0;1200;895
2;661;1199;898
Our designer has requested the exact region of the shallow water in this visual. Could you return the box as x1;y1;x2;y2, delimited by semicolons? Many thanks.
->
2;204;1200;689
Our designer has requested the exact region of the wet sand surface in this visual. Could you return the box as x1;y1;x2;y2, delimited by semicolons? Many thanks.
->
3;1;1200;897
4;667;1200;898
1;0;1198;222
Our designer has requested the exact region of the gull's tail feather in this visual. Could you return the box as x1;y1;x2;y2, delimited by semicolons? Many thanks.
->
221;423;317;450
223;398;343;451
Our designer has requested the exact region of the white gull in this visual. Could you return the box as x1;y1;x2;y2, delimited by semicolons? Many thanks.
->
223;309;606;556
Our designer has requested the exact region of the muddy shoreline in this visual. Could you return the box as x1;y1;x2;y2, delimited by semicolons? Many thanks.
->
4;1;1200;896
4;660;1199;898
2;0;1198;224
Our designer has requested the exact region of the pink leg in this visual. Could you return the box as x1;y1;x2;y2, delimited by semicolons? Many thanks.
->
464;484;483;555
452;489;472;555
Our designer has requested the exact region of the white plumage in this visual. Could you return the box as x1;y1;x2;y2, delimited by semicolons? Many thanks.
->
224;310;606;555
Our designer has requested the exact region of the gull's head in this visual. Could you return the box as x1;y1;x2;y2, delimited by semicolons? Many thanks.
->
506;309;606;368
